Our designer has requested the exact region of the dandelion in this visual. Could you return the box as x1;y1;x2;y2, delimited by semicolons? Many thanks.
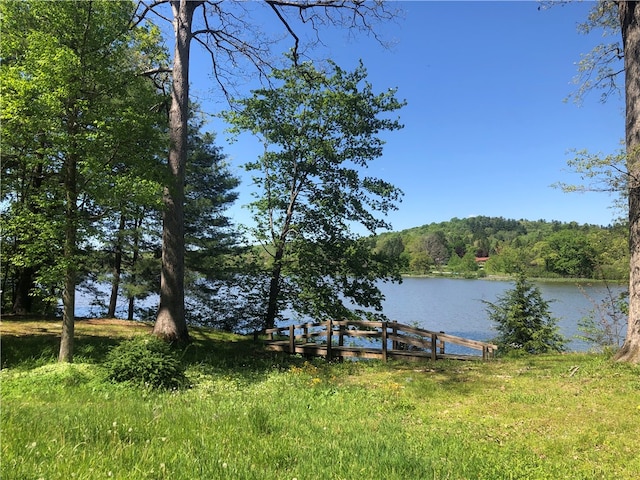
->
222;462;228;469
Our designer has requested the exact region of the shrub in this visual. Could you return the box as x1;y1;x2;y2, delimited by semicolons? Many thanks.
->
104;336;186;390
576;285;627;352
484;273;566;355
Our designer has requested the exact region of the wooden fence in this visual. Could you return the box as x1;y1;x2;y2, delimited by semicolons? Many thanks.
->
263;320;497;361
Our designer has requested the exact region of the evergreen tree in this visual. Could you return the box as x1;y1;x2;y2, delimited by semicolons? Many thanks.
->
484;273;566;355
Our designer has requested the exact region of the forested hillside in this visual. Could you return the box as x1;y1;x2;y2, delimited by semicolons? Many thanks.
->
373;216;628;280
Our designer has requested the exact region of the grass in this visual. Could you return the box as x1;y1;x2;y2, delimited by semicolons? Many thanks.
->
2;318;640;479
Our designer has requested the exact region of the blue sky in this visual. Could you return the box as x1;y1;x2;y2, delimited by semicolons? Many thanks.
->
187;1;625;233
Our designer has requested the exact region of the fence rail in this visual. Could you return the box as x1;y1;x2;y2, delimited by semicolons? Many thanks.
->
263;320;497;361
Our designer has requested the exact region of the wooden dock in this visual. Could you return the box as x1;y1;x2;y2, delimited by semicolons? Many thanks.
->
264;320;497;362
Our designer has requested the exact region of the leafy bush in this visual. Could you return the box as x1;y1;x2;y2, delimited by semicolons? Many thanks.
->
484;273;566;355
104;336;186;390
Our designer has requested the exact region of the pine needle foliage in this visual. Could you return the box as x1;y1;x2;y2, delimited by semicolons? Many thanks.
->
485;273;566;355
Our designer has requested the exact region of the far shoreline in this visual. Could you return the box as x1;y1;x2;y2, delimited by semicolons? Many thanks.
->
400;273;627;286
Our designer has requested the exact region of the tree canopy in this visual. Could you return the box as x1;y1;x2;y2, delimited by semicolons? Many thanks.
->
0;0;167;361
223;58;405;329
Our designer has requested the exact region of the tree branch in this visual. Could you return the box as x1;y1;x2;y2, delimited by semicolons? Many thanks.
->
267;1;300;63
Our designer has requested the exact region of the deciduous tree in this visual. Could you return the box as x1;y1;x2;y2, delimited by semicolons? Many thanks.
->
617;1;640;362
1;0;166;361
545;0;640;361
134;0;397;342
223;59;404;330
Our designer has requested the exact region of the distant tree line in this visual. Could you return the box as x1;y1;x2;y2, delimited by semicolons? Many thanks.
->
373;216;628;280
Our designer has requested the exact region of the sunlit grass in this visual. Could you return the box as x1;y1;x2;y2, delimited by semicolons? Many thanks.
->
2;319;639;479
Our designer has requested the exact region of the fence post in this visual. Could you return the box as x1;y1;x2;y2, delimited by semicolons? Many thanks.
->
431;333;437;361
382;321;388;362
289;324;295;354
326;319;332;361
439;331;445;355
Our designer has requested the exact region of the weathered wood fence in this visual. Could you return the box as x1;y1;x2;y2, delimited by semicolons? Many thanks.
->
264;320;497;361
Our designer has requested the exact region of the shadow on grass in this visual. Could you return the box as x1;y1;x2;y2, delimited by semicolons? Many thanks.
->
0;320;326;383
1;319;498;388
0;333;125;368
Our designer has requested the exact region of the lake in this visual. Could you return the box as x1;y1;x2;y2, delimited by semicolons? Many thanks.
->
75;276;627;352
378;277;626;352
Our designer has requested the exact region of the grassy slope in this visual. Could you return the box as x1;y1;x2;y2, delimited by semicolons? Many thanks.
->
1;319;639;480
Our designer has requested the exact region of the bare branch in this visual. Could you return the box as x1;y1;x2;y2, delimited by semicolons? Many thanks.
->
265;0;398;53
133;0;172;27
267;1;301;63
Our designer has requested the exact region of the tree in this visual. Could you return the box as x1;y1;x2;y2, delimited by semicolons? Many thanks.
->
1;1;166;361
447;249;478;275
484;273;566;355
545;0;640;361
223;59;404;330
543;230;597;277
134;0;397;343
617;1;640;362
184;117;240;277
183;114;249;330
423;231;450;267
484;244;529;275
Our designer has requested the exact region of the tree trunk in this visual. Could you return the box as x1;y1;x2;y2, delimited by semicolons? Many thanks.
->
12;267;35;315
153;0;198;343
616;1;640;363
265;245;285;330
127;215;142;321
107;213;126;318
59;150;78;363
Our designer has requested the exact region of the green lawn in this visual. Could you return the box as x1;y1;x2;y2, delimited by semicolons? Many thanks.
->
2;318;639;479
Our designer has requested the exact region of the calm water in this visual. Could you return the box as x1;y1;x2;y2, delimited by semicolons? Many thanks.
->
379;277;626;352
75;277;626;352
